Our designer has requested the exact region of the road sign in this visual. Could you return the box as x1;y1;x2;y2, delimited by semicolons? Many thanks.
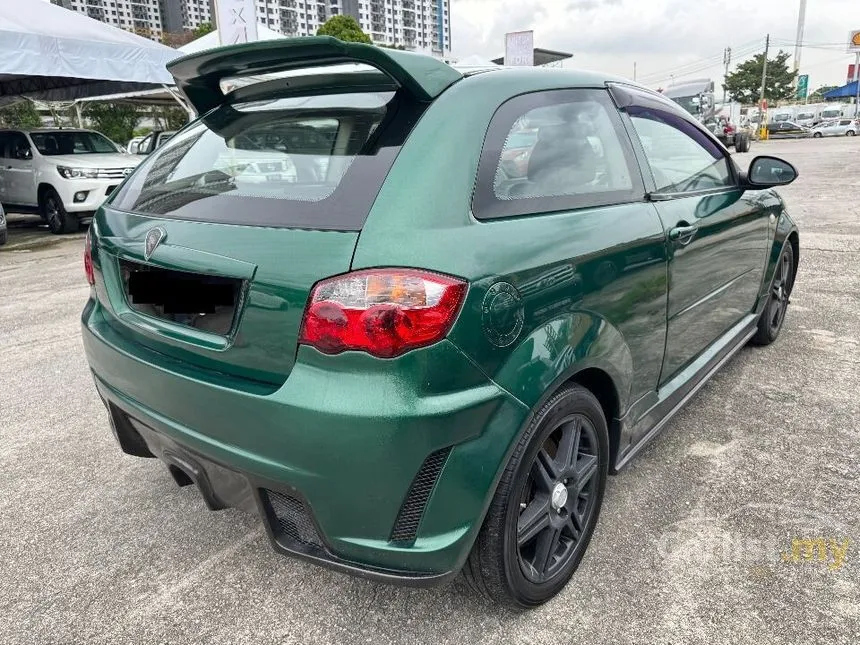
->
796;74;809;100
505;31;534;67
214;0;258;46
849;29;860;52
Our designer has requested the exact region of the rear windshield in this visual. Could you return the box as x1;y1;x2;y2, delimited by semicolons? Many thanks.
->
110;91;416;230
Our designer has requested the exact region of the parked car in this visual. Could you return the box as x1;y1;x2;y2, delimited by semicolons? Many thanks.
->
0;202;6;246
810;118;858;137
81;38;800;608
126;136;145;154
766;121;809;138
0;129;140;233
133;130;176;156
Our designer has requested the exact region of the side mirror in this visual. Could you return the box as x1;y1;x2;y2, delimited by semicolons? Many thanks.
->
15;148;31;160
746;156;798;188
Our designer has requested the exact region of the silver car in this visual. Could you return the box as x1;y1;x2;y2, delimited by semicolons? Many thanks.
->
811;119;859;138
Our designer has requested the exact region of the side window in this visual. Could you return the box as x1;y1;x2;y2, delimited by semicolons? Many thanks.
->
8;133;32;161
473;89;644;220
628;107;733;193
0;133;10;159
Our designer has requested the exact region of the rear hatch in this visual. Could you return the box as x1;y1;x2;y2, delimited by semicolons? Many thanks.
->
91;38;462;388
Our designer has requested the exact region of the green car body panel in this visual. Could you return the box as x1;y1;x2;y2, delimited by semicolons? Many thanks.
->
81;39;799;583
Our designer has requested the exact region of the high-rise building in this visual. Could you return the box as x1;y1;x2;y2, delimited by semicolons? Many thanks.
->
51;0;165;40
52;0;450;55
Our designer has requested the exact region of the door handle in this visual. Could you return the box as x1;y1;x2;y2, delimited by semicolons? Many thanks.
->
669;224;698;245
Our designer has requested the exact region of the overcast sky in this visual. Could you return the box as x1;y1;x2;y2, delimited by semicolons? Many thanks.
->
450;0;859;91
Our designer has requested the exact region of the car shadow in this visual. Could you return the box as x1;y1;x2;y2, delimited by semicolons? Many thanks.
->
0;212;86;252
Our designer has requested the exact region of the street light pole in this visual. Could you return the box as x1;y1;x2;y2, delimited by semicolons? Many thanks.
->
759;34;770;139
855;52;860;118
792;0;807;84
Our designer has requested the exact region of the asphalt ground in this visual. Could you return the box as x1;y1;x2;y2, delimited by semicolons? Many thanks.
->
1;137;858;644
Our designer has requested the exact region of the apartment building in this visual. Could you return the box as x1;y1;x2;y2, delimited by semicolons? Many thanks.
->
53;0;450;54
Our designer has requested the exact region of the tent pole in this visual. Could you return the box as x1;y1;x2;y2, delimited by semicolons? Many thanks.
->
163;84;195;122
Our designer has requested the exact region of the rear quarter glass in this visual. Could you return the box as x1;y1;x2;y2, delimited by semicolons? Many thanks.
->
110;91;426;230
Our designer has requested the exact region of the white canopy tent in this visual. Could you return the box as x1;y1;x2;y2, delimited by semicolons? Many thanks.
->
0;0;178;105
73;24;287;114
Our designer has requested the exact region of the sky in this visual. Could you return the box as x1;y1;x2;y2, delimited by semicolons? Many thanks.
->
450;0;860;93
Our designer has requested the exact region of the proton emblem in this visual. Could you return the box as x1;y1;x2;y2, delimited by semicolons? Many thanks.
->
144;227;167;261
123;167;134;177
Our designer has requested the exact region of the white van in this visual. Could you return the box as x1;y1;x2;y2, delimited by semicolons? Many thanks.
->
794;106;819;128
819;104;844;121
770;107;795;123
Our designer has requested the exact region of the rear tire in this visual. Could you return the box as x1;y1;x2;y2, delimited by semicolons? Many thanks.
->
751;243;795;346
847;130;856;136
0;229;6;246
463;384;609;608
40;187;77;234
736;133;751;153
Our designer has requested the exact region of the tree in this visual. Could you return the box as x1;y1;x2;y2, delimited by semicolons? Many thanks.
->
192;22;214;39
83;103;140;144
161;31;197;47
809;85;839;102
723;50;797;104
149;106;189;131
316;15;371;44
0;101;42;128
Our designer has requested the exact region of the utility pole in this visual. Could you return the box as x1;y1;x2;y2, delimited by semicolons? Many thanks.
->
759;34;770;139
855;52;860;117
792;0;808;83
722;47;732;104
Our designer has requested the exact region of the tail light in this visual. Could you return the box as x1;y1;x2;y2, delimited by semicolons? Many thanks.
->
724;124;735;135
299;269;467;358
84;228;95;286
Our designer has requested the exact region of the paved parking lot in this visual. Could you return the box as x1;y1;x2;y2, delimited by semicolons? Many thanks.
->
1;137;858;644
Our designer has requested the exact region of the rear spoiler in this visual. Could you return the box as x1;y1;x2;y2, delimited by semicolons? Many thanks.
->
167;36;463;115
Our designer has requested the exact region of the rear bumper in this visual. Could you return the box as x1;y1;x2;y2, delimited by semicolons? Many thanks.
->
82;298;529;581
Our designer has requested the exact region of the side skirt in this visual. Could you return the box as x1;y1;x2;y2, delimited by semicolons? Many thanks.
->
614;313;758;471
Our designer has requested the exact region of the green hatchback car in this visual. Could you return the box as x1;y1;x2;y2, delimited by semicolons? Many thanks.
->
81;38;799;607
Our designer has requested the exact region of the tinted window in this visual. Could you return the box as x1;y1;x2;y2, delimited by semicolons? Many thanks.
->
0;133;9;158
8;133;32;160
628;107;733;193
474;89;644;220
111;91;421;230
30;131;117;155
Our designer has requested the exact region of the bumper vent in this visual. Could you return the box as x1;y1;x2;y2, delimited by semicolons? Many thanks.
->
263;490;325;554
390;446;452;544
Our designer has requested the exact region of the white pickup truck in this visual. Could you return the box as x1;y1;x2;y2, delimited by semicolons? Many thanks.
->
0;129;141;234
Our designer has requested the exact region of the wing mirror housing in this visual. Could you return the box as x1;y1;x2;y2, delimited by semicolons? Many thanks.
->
741;155;798;188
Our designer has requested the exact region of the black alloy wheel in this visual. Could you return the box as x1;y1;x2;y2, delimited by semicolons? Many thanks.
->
463;384;608;608
516;413;600;584
752;243;795;345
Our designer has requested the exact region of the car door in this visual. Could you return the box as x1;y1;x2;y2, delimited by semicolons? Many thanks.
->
618;93;770;384
4;132;36;206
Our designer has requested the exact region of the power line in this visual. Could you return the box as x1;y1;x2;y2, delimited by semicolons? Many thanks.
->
636;39;761;83
638;44;761;86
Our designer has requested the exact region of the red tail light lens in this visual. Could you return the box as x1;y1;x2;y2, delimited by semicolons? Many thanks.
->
84;229;95;286
299;269;467;358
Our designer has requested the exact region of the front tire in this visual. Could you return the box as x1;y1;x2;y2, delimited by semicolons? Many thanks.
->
751;243;795;346
41;187;77;234
813;132;823;138
463;384;609;608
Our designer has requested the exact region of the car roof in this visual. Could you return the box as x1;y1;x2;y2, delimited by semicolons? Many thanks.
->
0;128;100;134
454;65;634;92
